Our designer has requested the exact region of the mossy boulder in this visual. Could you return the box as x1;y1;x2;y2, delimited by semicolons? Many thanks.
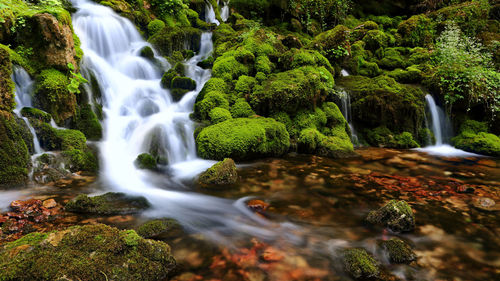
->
75;104;103;141
62;148;98;172
65;192;151;215
33;68;76;125
196;118;290;161
0;224;175;280
136;218;181;239
279;49;334;74
230;98;255;118
367;200;415;232
380;238;417;264
149;26;202;56
250;66;334;116
139;46;155;60
363;29;392;51
378;48;406;70
452;124;500;157
198;158;238;186
312;25;350;61
365;127;419;148
20;107;52;123
193;91;229;121
134;153;158;170
342;248;380;279
430;0;490;36
212;52;251;81
397;15;434;47
148;19;166;36
0;46;15;113
0;114;31;186
298;128;354;158
209;107;232;124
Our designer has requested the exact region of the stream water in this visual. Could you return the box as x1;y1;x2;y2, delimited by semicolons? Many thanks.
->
1;1;499;280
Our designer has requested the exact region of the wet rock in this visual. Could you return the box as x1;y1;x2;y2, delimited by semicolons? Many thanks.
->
366;200;415;232
380;238;417;264
65;192;151;215
198;158;238;186
32;153;72;184
134;153;157;170
0;224;176;280
136;218;182;239
246;199;269;213
1;199;61;237
342;248;380;279
42;199;57;209
472;197;500;212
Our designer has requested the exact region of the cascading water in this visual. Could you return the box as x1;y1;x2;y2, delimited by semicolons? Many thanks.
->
12;66;43;154
219;0;230;22
417;94;479;157
205;2;220;25
338;90;359;145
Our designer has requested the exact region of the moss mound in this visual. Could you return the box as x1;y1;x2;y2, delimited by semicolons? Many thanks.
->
342;248;380;279
198;158;238;186
134;153;158;170
136;219;181;239
367;200;415;232
0;114;30;186
65;192;151;215
0;224;175;280
196;118;290;161
452;131;500;157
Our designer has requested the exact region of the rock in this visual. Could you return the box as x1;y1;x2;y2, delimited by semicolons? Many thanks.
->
472;197;500;212
198;158;238;185
0;224;175;280
136;219;182;239
134;153;157;170
366;200;415;232
65;192;151;215
342;248;380;279
380;238;417;264
42;199;57;209
246;199;269;213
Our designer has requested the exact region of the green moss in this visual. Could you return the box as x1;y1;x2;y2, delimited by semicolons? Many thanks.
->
250;66;334;115
209;107;232;124
62;148;98;172
279;49;334;74
431;0;490;36
255;55;272;74
198;158;238;185
381;238;417;264
452;132;500;157
0;46;14;113
408;47;431;65
134;153;157;170
34;68;76;125
193;91;229;121
388;66;423;83
378;48;406;70
55;129;86;150
342;248;379;279
0;224;175;280
0;114;30;186
75;105;103;141
171;76;196;99
312;25;350;61
365;126;419;148
234;75;257;95
149;26;202;56
459;120;488;134
195;78;228;103
367;200;415;232
20;107;52;123
395;132;420;148
234;48;255;64
65;192;151;215
397;15;434;47
196;117;290;161
230;98;255;118
363;30;391;51
297;128;354;158
139;46;155;60
136;219;179;239
212;52;250;81
148;19;166;36
230;0;270;20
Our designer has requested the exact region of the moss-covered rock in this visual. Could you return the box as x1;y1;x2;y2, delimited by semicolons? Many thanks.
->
312;25;350;61
363;29;392;51
0;46;15;113
0;224;175;280
33;68;76;125
0;114;31;186
149;26;202;56
430;0;490;36
65;192;151;215
380;238;417;264
452;131;500;157
397;15;434;47
196;117;290;161
298;128;354;158
250;66;334;115
365;127;419;148
193;90;229;121
62;148;98;172
136;218;181;239
342;248;380;279
20;107;52;123
134;153;158;170
378;47;406;70
230;98;255;118
75;104;103;141
367;200;415;232
139;46;155;60
209;107;232;124
147;19;166;36
198;158;238;185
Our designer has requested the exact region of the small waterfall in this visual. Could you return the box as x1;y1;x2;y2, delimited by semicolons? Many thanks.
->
340;69;349;77
205;2;220;25
12;66;43;154
338;90;359;145
220;0;230;22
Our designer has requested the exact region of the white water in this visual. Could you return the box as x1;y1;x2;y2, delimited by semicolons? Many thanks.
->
338;91;359;145
205;2;220;25
12;66;43;154
219;0;230;22
417;95;480;157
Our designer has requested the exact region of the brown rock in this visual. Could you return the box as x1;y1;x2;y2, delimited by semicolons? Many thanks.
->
42;199;57;209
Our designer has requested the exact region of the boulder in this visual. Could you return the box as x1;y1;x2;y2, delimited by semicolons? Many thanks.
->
380;238;417;264
65;192;151;215
342;248;380;279
367;200;415;232
198;158;238;185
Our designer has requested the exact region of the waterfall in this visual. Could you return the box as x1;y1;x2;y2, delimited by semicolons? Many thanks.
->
417;94;479;156
220;0;230;22
12;66;43;154
338;90;359;145
205;2;220;25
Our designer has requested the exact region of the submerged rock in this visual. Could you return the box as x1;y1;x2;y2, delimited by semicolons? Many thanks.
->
472;197;500;212
342;248;380;279
380;238;417;264
65;192;151;215
136;218;183;239
198;158;238;185
0;224;176;280
366;200;415;232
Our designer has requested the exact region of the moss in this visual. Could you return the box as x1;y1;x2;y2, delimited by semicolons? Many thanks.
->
234;75;257;95
367;200;415;232
338;75;426;135
279;49;334;74
136;219;180;239
388;66;423;83
312;25;350;61
342;248;379;279
75;105;103;141
55;129;86;150
355;56;381;77
298;128;354;158
20;107;52;123
62;148;98;172
452;132;500;157
0;114;30;186
65;192;151;215
395;132;420;148
193;91;229;121
397;15;434;47
408;47;431;65
230;98;255;118
230;0;270;20
34;68;76;125
134;153;157;170
209;107;232;124
250;66;334;116
171;76;196;100
362;30;391;51
148;19;166;36
15;116;34;154
255;55;272;74
234;48;255;64
380;238;417;264
196;117;290;161
149;26;202;56
139;46;155;60
212;52;250;81
430;0;490;36
365;126;419;148
459;120;488;134
198;158;238;185
378;48;406;70
195;78;228;104
0;46;15;113
0;224;175;280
